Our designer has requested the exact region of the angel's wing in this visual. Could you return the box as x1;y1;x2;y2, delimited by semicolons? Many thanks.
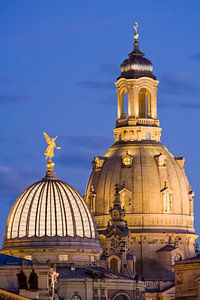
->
43;132;51;145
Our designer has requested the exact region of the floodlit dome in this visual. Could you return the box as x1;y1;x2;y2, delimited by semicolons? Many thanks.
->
6;179;95;240
86;141;195;234
4;161;100;257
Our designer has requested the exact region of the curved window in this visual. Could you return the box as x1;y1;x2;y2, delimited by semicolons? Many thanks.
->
146;132;151;140
138;88;151;118
123;93;128;117
120;92;128;119
110;257;118;273
112;294;130;300
71;294;81;300
118;90;129;120
163;189;172;213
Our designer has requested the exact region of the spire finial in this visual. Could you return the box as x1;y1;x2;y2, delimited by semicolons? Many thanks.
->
43;132;61;177
133;22;139;41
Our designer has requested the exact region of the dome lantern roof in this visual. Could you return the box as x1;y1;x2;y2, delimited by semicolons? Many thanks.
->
119;22;156;80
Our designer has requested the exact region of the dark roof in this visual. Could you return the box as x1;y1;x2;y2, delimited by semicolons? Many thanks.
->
136;258;175;281
118;41;156;80
146;283;175;293
0;254;32;266
175;253;200;264
187;253;200;260
156;245;176;252
57;266;134;280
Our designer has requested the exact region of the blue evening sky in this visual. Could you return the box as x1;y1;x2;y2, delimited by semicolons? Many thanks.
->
0;0;200;245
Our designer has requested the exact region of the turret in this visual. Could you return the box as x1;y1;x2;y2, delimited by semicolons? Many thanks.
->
114;22;161;143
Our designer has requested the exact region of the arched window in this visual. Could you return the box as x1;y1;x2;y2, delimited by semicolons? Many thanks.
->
123;92;128;115
189;189;194;216
146;132;151;140
138;88;151;118
162;188;172;213
118;89;129;120
110;257;118;273
71;295;81;300
112;293;130;300
120;92;128;119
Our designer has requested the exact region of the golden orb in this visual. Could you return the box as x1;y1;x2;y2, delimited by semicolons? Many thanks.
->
46;159;55;171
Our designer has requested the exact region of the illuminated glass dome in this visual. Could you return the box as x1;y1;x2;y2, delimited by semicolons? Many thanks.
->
4;161;100;257
6;179;96;240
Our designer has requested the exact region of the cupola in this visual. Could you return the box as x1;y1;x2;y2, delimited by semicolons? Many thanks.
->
119;22;156;80
114;22;161;143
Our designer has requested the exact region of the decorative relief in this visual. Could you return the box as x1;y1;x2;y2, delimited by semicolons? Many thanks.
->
111;238;119;249
155;153;167;167
114;126;161;142
114;129;135;142
176;272;183;285
93;156;106;171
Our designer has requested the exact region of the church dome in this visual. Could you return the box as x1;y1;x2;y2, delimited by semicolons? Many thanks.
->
85;141;195;234
4;163;100;255
119;41;156;80
85;22;197;278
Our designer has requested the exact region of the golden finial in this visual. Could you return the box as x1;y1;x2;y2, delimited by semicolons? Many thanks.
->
133;22;139;41
43;132;61;174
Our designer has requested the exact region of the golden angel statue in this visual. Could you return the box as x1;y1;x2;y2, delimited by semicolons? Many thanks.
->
43;132;61;160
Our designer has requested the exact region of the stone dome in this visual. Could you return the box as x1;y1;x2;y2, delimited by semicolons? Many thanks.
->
85;141;195;234
4;170;100;253
119;41;156;80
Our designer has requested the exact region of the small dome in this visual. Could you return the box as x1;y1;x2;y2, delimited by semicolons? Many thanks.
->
4;171;99;251
119;41;156;80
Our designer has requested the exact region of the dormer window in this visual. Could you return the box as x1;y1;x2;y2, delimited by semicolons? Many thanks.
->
189;189;194;216
161;185;172;213
175;156;185;169
93;156;106;170
122;152;133;168
155;153;167;167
